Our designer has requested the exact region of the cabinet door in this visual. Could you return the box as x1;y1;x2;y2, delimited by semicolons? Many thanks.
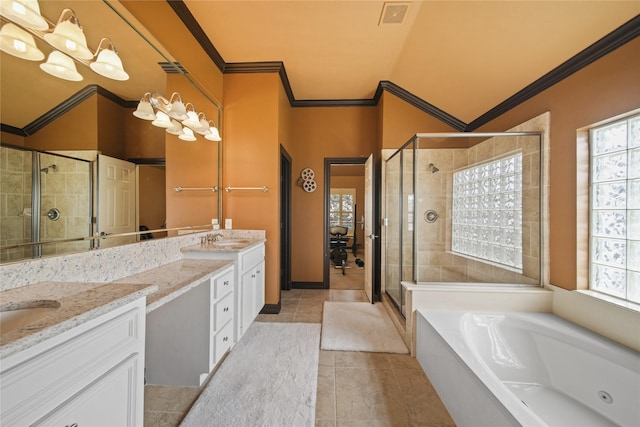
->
34;355;143;427
253;261;265;317
240;262;265;334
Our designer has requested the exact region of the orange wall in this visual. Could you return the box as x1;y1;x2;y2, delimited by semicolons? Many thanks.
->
25;96;99;152
223;73;281;304
380;92;459;149
290;106;378;283
475;37;640;291
139;165;167;232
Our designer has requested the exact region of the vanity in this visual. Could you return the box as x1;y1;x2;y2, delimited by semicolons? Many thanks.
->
0;282;155;426
0;230;266;425
181;232;266;341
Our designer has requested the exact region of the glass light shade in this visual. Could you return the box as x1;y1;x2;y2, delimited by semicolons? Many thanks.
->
0;23;44;61
166;119;183;135
90;48;129;81
205;125;222;142
195;113;210;135
181;104;202;131
151;111;172;128
178;127;197;142
39;50;82;81
167;93;188;120
0;0;48;30
43;9;92;60
133;99;155;120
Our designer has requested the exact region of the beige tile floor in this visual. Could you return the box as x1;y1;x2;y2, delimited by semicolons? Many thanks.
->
144;288;455;427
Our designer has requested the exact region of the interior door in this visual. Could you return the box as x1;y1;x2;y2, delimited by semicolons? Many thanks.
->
364;153;375;303
97;155;136;247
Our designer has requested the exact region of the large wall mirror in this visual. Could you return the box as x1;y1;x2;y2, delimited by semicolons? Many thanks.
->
0;0;221;263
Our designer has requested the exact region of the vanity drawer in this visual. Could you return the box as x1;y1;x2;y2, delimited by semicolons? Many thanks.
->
213;269;234;298
213;291;233;330
239;244;264;272
214;320;234;362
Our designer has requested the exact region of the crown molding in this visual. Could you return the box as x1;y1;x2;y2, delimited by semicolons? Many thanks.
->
166;0;226;72
375;81;467;131
170;1;639;132
1;85;131;137
466;14;640;131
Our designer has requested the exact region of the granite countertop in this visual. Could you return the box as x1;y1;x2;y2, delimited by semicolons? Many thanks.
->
113;259;234;312
181;238;265;253
0;282;157;359
0;259;234;359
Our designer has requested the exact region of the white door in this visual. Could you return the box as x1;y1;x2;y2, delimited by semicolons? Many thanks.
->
97;155;136;247
364;153;375;303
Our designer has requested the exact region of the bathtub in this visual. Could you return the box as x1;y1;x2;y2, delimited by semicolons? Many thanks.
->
416;310;640;427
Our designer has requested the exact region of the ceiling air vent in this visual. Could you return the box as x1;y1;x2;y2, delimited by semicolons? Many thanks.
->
379;2;410;25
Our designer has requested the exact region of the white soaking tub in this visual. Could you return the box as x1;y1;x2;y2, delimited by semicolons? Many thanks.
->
416;310;640;427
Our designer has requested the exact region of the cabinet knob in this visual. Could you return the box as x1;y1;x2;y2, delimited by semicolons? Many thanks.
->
224;281;229;286
224;307;229;312
65;424;79;427
251;274;256;278
223;336;229;342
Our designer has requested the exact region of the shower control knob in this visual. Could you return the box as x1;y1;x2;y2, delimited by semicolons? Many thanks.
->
46;208;61;221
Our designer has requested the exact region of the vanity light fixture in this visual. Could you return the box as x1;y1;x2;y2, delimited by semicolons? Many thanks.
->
1;2;129;82
0;22;44;60
133;92;222;142
39;50;82;81
178;127;197;142
43;8;92;60
132;93;156;120
89;37;128;81
0;0;48;31
204;121;222;142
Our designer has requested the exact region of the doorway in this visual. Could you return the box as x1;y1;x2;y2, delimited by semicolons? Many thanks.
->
324;157;374;301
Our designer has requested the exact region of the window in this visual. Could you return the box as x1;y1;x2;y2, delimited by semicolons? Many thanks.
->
452;153;523;271
589;114;640;303
330;188;355;235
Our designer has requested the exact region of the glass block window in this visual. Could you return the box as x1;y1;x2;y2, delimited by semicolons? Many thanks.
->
589;114;640;303
330;188;355;235
452;153;523;271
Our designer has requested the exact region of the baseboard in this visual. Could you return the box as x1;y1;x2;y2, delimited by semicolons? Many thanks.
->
260;302;281;314
292;281;325;289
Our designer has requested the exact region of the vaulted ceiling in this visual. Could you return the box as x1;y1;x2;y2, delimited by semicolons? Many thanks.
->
182;1;639;124
1;1;638;133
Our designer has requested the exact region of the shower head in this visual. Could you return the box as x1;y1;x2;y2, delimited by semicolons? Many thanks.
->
40;164;57;174
428;163;439;174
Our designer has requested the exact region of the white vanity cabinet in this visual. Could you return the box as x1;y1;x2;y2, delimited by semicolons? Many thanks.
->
239;245;265;337
182;242;265;340
0;297;146;427
145;264;235;387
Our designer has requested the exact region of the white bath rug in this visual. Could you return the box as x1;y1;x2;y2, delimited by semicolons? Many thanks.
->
321;302;409;353
180;322;320;427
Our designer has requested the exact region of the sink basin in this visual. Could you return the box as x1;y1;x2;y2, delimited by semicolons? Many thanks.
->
212;239;250;247
0;300;60;333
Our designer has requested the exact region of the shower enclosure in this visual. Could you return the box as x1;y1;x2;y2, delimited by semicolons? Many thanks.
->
0;145;93;262
383;131;544;316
